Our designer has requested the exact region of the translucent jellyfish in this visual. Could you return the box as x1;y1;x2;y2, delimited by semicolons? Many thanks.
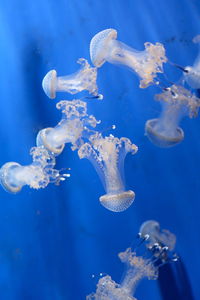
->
87;221;177;300
90;28;167;88
78;133;138;212
139;220;176;251
37;99;99;155
0;147;63;193
145;84;200;147
42;58;98;99
184;35;200;89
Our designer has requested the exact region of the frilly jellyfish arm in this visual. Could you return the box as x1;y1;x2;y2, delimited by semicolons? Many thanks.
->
0;147;62;193
90;28;167;88
86;275;137;300
36;99;99;154
42;58;98;99
78;134;138;212
145;85;200;147
118;248;158;297
184;35;200;89
139;220;176;251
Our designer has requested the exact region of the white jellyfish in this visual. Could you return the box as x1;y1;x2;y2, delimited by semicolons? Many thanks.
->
184;35;200;89
145;84;200;147
87;221;177;300
90;28;167;88
37;99;99;155
42;58;98;99
0;147;64;193
78;133;138;212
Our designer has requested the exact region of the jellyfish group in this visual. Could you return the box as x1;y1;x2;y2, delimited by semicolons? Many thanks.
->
0;28;198;299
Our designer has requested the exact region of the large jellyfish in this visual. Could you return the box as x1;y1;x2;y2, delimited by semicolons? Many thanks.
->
87;221;177;300
90;28;167;88
145;84;200;147
78;133;138;212
42;58;98;99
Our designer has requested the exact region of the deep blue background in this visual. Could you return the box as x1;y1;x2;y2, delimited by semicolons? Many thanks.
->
0;0;199;299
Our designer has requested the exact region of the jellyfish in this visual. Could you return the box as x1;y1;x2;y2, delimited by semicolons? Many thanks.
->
90;28;167;88
36;99;99;154
78;133;138;212
145;84;200;147
139;220;176;251
42;58;98;99
0;147;65;193
184;35;200;89
87;221;177;300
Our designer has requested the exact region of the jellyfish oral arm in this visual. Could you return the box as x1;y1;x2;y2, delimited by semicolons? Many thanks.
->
104;163;124;195
103;39;166;88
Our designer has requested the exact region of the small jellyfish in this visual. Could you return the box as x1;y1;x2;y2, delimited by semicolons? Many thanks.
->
139;220;176;251
145;84;200;147
78;133;138;212
90;28;167;88
37;99;99;154
42;58;98;99
87;221;177;300
184;35;200;89
0;147;63;193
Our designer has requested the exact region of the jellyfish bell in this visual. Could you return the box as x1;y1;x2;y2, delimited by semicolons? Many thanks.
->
36;127;65;155
42;69;57;99
42;58;98;99
145;118;184;148
90;28;167;88
0;162;23;193
90;28;118;67
100;190;135;213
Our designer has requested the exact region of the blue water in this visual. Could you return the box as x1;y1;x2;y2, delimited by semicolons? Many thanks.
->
0;0;199;299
